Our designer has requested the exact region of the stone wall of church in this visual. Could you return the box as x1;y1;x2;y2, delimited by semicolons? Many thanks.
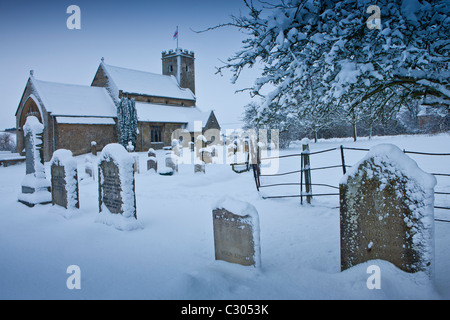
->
55;123;117;156
136;122;184;151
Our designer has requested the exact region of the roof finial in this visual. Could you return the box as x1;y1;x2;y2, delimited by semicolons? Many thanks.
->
101;57;105;63
30;70;34;77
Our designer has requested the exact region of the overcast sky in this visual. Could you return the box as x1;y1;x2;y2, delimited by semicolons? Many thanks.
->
0;0;261;130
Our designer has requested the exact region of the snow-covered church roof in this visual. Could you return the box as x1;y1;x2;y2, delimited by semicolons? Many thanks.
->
135;102;214;131
29;77;117;118
100;63;196;101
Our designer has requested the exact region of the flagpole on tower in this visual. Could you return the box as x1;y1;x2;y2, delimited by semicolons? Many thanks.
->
175;26;179;51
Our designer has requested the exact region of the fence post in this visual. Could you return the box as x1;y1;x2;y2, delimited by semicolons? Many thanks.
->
300;152;304;205
340;145;347;175
302;139;312;204
249;139;260;191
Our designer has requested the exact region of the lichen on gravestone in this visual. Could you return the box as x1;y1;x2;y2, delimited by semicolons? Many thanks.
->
212;197;261;268
340;144;436;277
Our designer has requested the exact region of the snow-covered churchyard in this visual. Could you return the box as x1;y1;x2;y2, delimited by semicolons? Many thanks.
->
0;131;449;300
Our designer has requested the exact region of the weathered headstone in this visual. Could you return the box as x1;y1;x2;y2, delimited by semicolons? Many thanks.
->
340;144;436;277
212;197;261;267
165;152;178;173
172;139;181;157
194;161;205;174
18;116;51;207
196;134;207;162
50;149;79;209
91;141;97;156
97;143;139;230
147;148;157;172
201;149;212;164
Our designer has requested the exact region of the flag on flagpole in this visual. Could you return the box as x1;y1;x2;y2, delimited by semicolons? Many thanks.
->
173;26;179;50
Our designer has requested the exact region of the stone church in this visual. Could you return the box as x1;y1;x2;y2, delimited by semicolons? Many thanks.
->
15;48;220;161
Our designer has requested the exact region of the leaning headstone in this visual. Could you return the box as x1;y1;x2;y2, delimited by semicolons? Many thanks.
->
147;148;158;172
340;144;436;277
97;143;140;231
18;116;51;207
50;149;79;209
212;197;261;267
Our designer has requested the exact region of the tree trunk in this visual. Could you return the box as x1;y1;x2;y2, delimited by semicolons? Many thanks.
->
352;123;357;142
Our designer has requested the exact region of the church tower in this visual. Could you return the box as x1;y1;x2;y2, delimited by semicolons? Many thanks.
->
162;48;195;95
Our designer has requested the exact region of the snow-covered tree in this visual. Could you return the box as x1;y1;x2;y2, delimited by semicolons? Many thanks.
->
117;97;138;149
209;0;450;139
0;133;15;152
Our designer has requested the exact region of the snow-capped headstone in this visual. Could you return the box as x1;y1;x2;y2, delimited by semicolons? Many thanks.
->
194;161;205;174
340;144;436;277
50;149;79;209
18;116;51;207
171;139;180;157
97;143;139;230
201;149;212;164
196;134;207;162
91;141;97;156
212;197;261;267
165;151;178;173
147;148;157;172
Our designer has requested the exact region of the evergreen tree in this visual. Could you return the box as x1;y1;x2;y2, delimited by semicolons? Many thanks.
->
117;97;138;149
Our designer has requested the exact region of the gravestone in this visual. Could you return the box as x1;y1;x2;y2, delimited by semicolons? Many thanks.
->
50;149;79;209
147;148;157;172
99;159;123;214
98;144;138;230
194;161;205;174
196;135;207;162
85;156;94;179
201;149;212;164
165;152;178;173
172;139;181;157
91;141;97;156
340;144;436;277
18;116;51;207
212;197;261;267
